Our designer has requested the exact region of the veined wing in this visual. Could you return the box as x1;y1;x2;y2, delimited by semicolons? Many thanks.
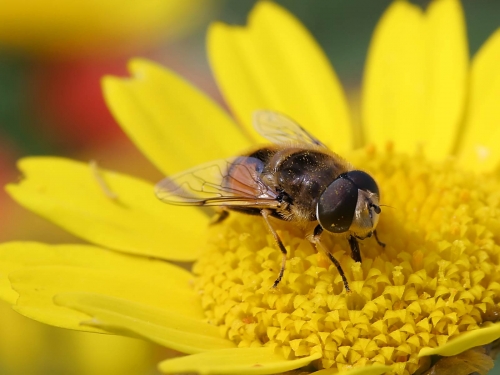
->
155;156;279;208
253;110;327;148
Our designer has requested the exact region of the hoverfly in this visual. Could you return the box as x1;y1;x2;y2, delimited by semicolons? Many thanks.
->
155;111;384;292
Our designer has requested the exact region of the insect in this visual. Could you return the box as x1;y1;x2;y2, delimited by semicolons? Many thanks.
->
155;110;384;292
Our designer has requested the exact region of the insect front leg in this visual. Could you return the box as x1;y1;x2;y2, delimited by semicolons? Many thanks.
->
311;225;350;292
261;209;287;288
348;235;362;263
373;230;386;248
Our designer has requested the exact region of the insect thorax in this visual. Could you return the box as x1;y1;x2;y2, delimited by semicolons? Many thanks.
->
263;148;350;222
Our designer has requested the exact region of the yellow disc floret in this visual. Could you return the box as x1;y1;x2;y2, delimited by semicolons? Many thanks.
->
193;148;500;375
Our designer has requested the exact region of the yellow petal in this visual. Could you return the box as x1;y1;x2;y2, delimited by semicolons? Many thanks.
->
423;0;468;157
363;2;424;151
103;58;251;175
0;273;18;305
312;364;391;375
71;333;157;375
55;292;235;354
418;322;500;357
7;157;207;261
158;347;321;375
208;2;352;151
457;29;500;171
362;0;468;159
0;242;202;331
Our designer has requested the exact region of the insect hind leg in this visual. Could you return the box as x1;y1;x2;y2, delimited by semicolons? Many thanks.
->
261;209;287;288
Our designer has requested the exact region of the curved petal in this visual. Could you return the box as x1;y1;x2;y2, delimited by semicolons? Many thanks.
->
311;364;391;375
208;2;352;151
70;333;157;375
424;0;468;157
0;242;203;331
0;272;18;305
418;322;500;357
457;29;500;171
363;2;424;151
55;293;234;354
103;58;251;175
158;347;321;375
6;157;207;261
362;0;468;159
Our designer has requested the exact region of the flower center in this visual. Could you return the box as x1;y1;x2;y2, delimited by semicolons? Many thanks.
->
192;148;500;374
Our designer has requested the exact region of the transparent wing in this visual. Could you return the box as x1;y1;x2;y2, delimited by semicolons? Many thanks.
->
253;110;327;148
155;156;279;208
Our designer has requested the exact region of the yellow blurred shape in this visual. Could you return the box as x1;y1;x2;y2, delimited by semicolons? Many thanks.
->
0;0;212;57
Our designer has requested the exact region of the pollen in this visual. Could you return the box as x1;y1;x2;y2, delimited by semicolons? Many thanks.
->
192;148;500;375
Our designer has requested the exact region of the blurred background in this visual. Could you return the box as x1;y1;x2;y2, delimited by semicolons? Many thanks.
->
0;1;498;374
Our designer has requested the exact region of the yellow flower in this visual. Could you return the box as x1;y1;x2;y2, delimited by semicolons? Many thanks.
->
2;1;500;375
0;0;211;57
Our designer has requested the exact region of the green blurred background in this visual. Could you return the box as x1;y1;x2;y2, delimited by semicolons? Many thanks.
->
0;1;498;374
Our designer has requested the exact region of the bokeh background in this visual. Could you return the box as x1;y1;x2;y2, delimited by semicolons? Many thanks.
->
0;1;499;374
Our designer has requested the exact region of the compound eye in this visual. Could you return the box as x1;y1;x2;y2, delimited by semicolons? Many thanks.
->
344;170;379;196
317;177;358;233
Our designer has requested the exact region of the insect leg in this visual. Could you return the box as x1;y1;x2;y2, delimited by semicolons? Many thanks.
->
311;225;350;292
261;209;287;288
373;230;386;248
209;210;230;225
348;235;362;263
